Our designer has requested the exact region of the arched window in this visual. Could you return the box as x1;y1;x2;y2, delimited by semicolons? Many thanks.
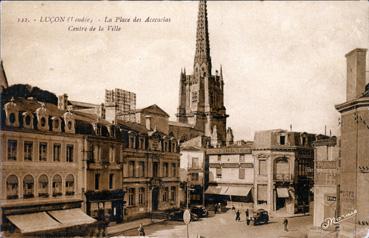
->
52;175;62;197
7;175;18;199
38;175;49;197
65;174;74;196
23;175;34;199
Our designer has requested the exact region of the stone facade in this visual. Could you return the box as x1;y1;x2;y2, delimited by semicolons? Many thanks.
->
252;129;316;215
335;48;369;238
0;97;87;234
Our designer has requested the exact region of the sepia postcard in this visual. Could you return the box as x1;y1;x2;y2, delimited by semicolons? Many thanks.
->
0;1;368;238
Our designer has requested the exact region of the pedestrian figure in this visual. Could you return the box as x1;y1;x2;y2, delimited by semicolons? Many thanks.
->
214;203;217;214
138;223;145;236
246;209;250;226
235;210;241;222
218;203;221;213
283;218;288;232
232;205;235;211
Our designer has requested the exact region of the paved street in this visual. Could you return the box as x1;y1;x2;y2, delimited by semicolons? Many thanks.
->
116;210;312;238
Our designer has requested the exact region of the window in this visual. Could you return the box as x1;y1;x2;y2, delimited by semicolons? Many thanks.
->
9;113;16;124
7;140;17;161
192;157;199;169
239;154;245;163
95;174;100;190
66;144;74;162
109;174;114;189
217;155;221;162
192;92;198;102
53;144;61;162
24;142;33;161
259;160;267;176
39;142;47;161
65;174;74;195
139;138;145;150
128;188;135;206
279;135;286;145
153;162;159;177
191;173;199;181
129;136;135;149
163;163;169;177
170;187;176;202
172;163;177;177
239;168;245;179
138;161;145;177
24;115;31;126
257;184;267;204
216;168;222;178
40;117;46;127
52;175;62;196
38;175;48;197
128;161;135;177
162;187;169;202
23;175;34;199
7;175;18;199
54;119;59;129
139;188;145;205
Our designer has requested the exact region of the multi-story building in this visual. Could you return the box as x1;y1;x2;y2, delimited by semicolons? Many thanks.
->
312;136;340;228
0;92;95;237
335;48;369;238
179;136;210;206
170;0;229;146
252;129;316;215
105;88;136;122
205;143;254;209
0;61;8;92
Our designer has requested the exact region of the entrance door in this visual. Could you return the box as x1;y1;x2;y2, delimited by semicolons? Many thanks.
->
152;187;159;211
112;200;123;223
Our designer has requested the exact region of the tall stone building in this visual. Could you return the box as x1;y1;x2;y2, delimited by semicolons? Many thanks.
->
105;88;136;122
174;0;228;146
335;48;369;238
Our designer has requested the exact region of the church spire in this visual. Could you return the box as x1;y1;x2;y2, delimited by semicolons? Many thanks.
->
194;0;212;75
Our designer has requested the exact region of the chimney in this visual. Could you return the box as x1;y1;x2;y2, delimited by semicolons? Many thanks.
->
345;48;367;101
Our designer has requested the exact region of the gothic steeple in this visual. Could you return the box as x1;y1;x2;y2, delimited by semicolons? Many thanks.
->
194;0;212;76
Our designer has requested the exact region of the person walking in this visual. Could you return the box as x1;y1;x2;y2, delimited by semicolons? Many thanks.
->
235;210;241;222
246;209;250;225
138;223;145;236
283;218;288;232
214;203;217;214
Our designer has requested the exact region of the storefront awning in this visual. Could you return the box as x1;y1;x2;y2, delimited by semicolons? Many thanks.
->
7;212;64;234
225;185;252;197
48;208;96;226
277;187;290;198
205;185;229;195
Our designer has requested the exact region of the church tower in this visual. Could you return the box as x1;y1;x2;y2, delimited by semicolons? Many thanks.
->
176;0;228;145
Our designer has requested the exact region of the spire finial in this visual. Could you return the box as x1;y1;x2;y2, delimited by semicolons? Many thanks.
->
193;0;212;74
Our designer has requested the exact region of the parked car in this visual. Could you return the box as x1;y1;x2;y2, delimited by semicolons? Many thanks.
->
190;206;208;218
252;209;269;225
168;209;199;222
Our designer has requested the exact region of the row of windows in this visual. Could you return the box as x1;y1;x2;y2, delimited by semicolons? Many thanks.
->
94;173;115;190
127;161;178;178
6;174;75;199
7;139;74;162
215;168;246;179
128;135;178;153
127;187;176;206
216;154;246;163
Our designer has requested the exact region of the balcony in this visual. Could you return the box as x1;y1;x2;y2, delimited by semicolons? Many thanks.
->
274;173;292;181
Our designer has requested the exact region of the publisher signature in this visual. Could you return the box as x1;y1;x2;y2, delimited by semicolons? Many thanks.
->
321;210;357;230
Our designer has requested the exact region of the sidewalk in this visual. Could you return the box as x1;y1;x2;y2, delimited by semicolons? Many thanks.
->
107;218;166;237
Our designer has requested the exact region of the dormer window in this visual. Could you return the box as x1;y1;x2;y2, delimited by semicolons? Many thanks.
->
52;117;61;132
279;134;286;145
40;117;46;127
4;98;19;127
36;103;49;131
22;112;34;129
63;111;75;134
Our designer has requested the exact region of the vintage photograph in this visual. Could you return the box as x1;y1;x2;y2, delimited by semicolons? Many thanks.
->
0;0;368;237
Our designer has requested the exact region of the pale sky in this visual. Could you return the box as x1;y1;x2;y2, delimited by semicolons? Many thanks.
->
1;1;368;140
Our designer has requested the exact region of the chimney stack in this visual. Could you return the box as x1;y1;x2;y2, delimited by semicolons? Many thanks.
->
345;48;367;101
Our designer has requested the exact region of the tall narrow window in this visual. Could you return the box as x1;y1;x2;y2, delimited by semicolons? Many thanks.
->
7;140;17;161
23;175;34;199
128;161;135;177
38;175;49;197
24;142;33;161
162;187;169;202
128;188;135;206
138;161;145;177
66;144;74;162
259;160;267;176
39;142;47;161
53;144;61;162
153;162;159;177
163;163;169;177
65;174;75;195
172;163;177;177
109;174;114;189
192;157;199;169
170;186;176;202
7;175;18;199
216;168;222;178
239;168;245;179
52;175;62;197
95;173;100;190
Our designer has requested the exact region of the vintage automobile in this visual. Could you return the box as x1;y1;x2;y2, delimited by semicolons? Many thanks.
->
168;209;199;222
252;209;269;225
190;206;208;218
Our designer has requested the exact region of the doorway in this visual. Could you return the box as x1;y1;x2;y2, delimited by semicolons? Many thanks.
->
152;187;159;211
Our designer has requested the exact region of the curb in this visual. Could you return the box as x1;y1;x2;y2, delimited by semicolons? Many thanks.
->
108;219;167;237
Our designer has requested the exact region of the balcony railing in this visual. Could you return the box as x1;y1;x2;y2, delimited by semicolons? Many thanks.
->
274;173;291;181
